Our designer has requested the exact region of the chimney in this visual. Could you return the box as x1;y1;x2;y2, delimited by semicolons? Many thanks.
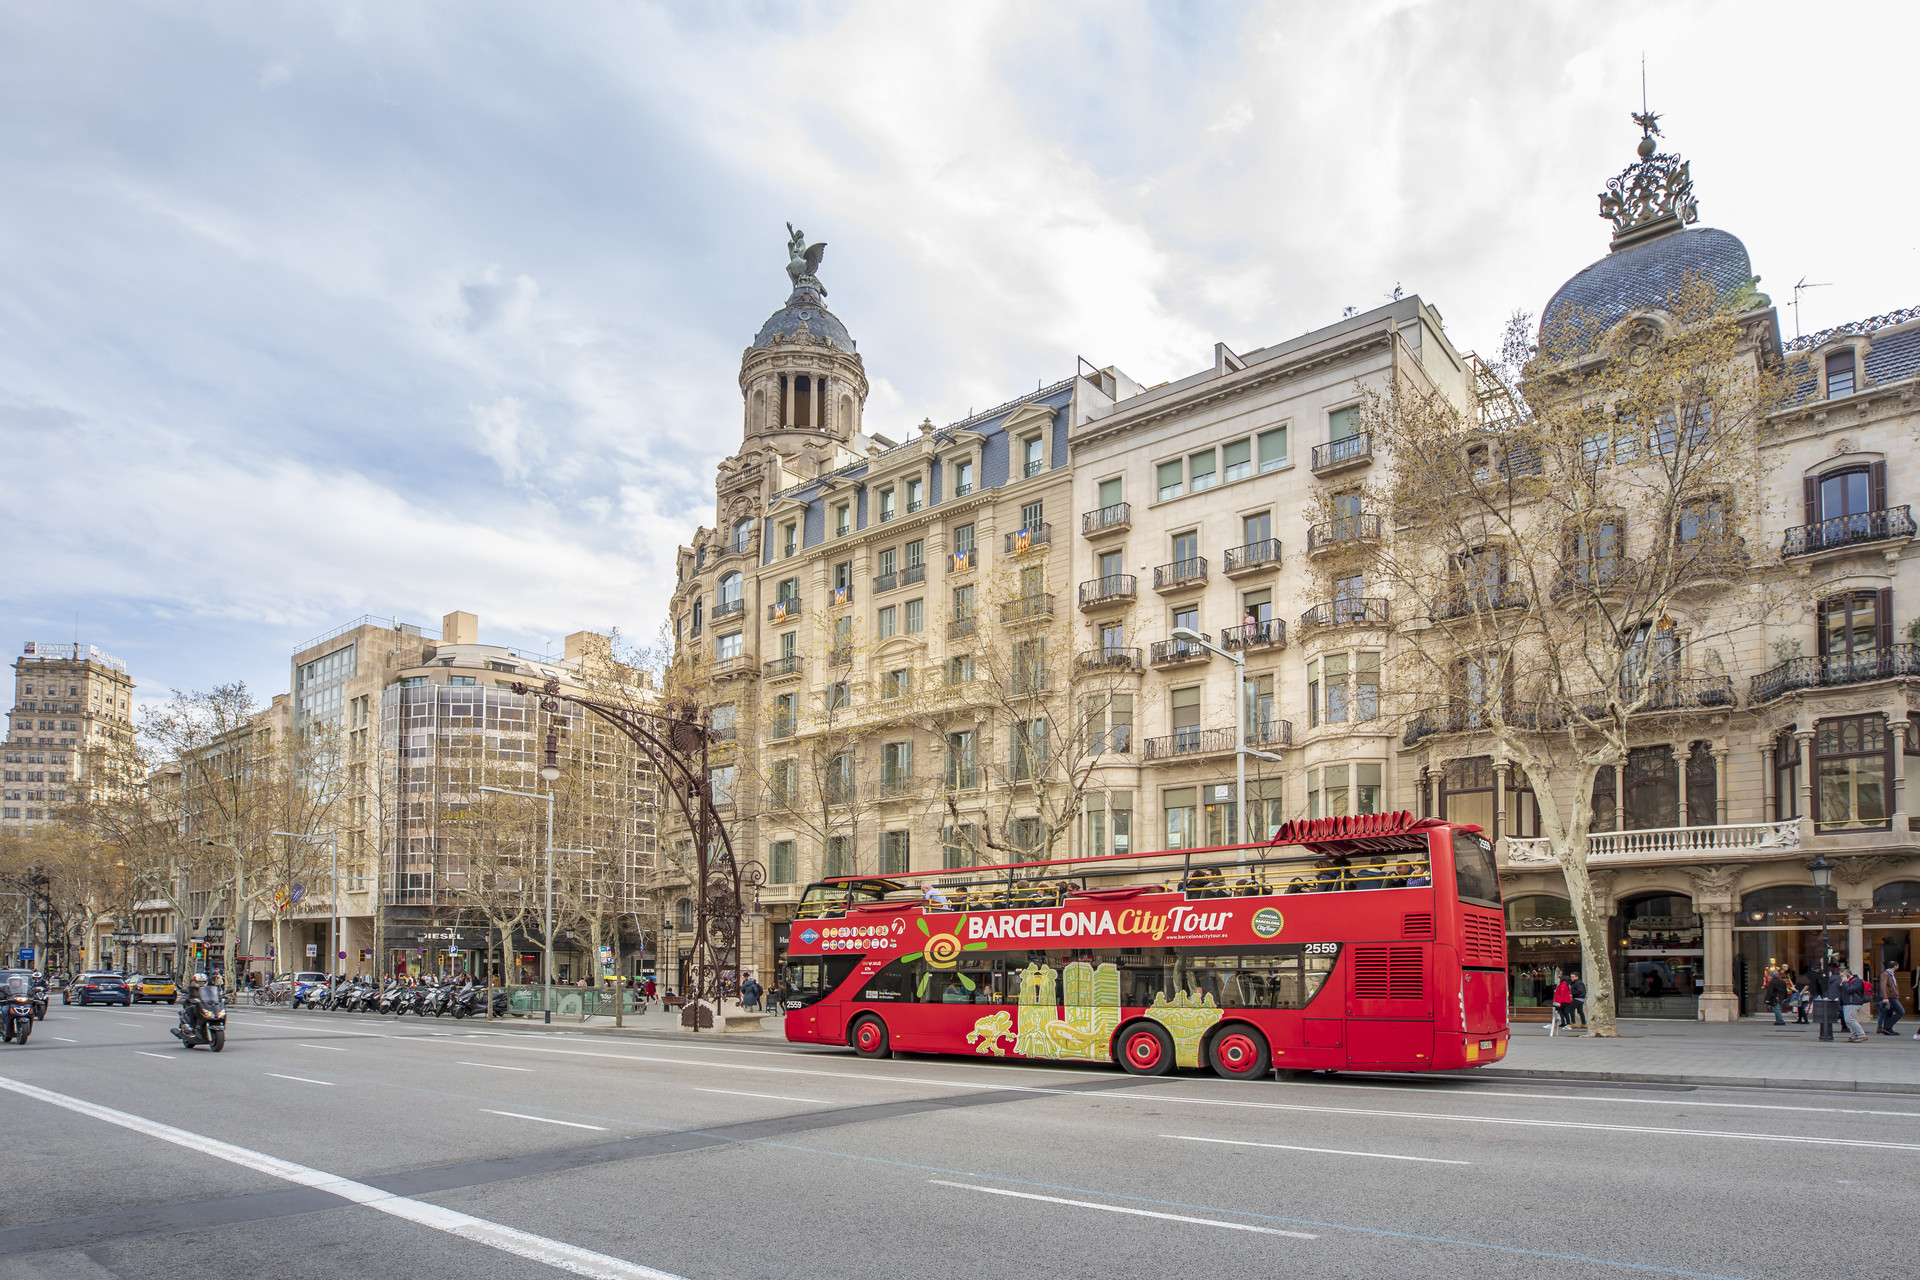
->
441;611;479;646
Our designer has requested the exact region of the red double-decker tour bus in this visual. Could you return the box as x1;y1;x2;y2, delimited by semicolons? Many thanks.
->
782;812;1508;1078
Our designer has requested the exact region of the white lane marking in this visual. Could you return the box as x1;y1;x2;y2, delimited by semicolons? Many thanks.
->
265;1073;335;1087
437;1039;1920;1154
0;1075;686;1280
697;1088;833;1105
116;1022;142;1028
481;1109;606;1131
458;1061;531;1072
134;1051;175;1060
298;1044;347;1052
930;1180;1314;1238
54;1037;77;1043
1279;1078;1920;1120
1165;1134;1469;1165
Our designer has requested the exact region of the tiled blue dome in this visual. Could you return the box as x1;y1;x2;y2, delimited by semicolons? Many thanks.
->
1541;227;1753;346
752;288;853;351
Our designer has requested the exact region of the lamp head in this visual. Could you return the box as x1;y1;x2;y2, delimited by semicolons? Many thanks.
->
1171;626;1204;644
1807;851;1833;890
539;764;561;783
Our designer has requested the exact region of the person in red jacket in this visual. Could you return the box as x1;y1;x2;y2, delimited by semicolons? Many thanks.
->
1552;976;1574;1030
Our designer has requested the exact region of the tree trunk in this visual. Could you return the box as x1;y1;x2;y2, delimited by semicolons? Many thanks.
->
1556;846;1617;1036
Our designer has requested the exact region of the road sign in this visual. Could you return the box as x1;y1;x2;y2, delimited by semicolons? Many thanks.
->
290;884;305;904
305;943;317;958
337;950;345;960
16;948;32;964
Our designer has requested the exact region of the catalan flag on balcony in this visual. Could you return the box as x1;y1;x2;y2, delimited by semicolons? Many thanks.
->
831;586;849;607
953;551;970;572
1014;528;1031;554
772;602;788;622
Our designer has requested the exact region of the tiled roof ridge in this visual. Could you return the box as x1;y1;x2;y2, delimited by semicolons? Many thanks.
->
1786;305;1920;354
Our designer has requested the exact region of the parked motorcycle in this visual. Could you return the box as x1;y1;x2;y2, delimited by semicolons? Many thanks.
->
170;979;228;1052
2;974;34;1045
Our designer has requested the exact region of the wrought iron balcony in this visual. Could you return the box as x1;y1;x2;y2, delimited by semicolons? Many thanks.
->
1750;644;1920;704
1078;574;1137;609
1432;583;1530;621
1001;593;1055;624
1220;620;1285;651
767;598;802;622
829;645;853;667
713;598;746;621
947;616;977;639
901;563;926;587
1781;506;1916;558
769;714;797;740
1223;539;1282;576
1298;597;1388;630
1076;646;1143;674
1550;560;1629;600
879;775;918;798
1143;727;1236;761
1246;719;1293;748
762;655;802;679
1311;432;1372;473
1153;557;1208;591
828;584;854;608
1149;638;1210;666
947;549;976;574
1004;524;1052;554
873;571;898;594
1082;502;1132;536
1306;514;1382;555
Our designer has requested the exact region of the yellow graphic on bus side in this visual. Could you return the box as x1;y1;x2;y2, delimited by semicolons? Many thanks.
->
966;960;1222;1067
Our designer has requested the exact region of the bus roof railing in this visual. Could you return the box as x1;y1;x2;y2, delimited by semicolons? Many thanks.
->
814;812;1472;892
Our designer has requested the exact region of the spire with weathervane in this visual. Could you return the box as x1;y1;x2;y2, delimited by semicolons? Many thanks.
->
1598;108;1699;252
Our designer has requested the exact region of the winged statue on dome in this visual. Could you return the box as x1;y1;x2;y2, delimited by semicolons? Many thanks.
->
786;223;827;296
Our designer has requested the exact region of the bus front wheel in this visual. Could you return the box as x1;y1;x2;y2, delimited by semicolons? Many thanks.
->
851;1014;890;1059
1117;1022;1174;1076
1206;1025;1270;1081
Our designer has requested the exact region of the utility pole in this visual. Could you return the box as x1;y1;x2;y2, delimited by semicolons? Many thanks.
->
1171;627;1286;858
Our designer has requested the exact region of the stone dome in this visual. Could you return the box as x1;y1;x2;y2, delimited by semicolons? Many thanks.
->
752;287;853;352
1541;226;1754;346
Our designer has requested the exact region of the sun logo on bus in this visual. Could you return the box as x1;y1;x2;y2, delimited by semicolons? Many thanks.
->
899;915;989;997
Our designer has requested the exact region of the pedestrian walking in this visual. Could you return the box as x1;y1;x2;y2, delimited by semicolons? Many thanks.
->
741;973;762;1012
1550;975;1573;1034
1764;967;1791;1026
1878;964;1904;1035
1569;973;1588;1029
1839;969;1869;1042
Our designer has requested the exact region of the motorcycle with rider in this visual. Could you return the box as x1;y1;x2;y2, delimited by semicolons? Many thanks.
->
170;973;229;1051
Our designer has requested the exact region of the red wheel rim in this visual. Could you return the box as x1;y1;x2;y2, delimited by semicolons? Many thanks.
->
1125;1029;1164;1069
856;1021;881;1052
1216;1032;1259;1074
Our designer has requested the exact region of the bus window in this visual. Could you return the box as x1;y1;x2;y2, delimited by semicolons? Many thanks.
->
785;955;862;1008
1452;830;1500;907
1167;944;1342;1010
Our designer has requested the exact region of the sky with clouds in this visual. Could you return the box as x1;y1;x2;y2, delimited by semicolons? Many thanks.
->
2;0;1914;711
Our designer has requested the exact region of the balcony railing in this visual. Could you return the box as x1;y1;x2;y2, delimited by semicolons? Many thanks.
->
1149;638;1210;666
947;548;977;574
767;599;802;622
1299;597;1388;630
1220;619;1285;650
945;765;979;790
1505;820;1801;867
769;715;796;740
828;584;854;608
1144;727;1237;761
1432;583;1530;621
1078;574;1138;608
1153;558;1208;591
1311;432;1372;472
1083;502;1132;536
1247;719;1293;748
1001;593;1055;624
1223;539;1282;575
713;598;746;621
1550;560;1629;600
1782;506;1916;558
1076;646;1142;673
947;616;977;639
901;562;926;587
1403;679;1739;745
1306;514;1382;554
880;775;917;798
873;571;897;594
1009;665;1052;695
762;655;802;679
829;645;853;667
1004;524;1052;554
1750;644;1920;703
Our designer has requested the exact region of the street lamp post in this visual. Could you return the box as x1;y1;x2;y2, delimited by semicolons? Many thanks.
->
483;737;562;1024
272;831;340;978
1808;852;1835;1042
1170;626;1286;858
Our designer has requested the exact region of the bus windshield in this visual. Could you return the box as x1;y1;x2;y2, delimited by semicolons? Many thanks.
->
1452;830;1500;907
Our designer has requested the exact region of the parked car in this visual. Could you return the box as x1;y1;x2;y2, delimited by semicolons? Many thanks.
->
66;972;132;1006
132;974;178;1004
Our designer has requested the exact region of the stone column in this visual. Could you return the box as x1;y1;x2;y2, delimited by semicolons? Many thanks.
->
818;376;829;432
1711;744;1729;826
1613;762;1625;834
1847;906;1865;975
1674;743;1689;829
1699;907;1738;1023
1759;742;1775;824
1492;759;1508;844
1890;714;1908;837
781;374;791;427
1795;729;1816;841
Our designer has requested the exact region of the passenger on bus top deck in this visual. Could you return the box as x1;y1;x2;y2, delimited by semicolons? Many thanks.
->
1405;862;1432;888
923;883;950;909
1313;856;1348;891
1383;861;1416;889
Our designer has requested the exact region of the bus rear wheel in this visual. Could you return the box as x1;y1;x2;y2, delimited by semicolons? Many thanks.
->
1117;1022;1173;1076
850;1014;890;1059
1207;1026;1270;1081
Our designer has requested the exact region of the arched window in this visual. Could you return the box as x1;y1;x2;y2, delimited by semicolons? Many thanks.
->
717;572;742;610
731;518;754;554
1867;881;1920;924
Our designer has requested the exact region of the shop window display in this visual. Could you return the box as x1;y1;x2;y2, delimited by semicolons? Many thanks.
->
1614;893;1702;1018
1505;894;1580;1011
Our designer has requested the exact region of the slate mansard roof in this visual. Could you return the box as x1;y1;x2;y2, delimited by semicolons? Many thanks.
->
1541;226;1755;344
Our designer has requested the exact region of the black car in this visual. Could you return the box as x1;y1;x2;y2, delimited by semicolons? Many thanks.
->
66;972;133;1007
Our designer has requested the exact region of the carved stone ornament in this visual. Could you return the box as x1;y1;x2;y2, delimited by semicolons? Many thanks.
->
1834;439;1856;456
1832;854;1897;886
1599;152;1699;240
1685;864;1745;904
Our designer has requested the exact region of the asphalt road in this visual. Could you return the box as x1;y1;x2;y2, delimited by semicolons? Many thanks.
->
1;1002;1915;1280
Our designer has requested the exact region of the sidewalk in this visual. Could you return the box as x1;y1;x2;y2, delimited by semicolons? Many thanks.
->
1469;1016;1920;1094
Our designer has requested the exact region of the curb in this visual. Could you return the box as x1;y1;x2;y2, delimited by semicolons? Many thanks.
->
1442;1066;1920;1096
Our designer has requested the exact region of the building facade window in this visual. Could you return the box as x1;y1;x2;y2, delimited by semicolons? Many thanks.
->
716;632;743;661
1685;741;1718;826
1189;448;1217;492
1308;763;1381;819
905;599;925;633
836;503;851;537
1157;459;1183;501
782;522;798;557
905;478;923;513
1163;787;1197;850
1825;348;1857;399
942;823;978;868
825;835;853;879
879;487;896;522
954;459;973;497
879;830;910;875
1814;714;1891;832
1023;434;1045;478
770;840;796;885
946;730;977;788
1258;426;1288;472
877;606;897;639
